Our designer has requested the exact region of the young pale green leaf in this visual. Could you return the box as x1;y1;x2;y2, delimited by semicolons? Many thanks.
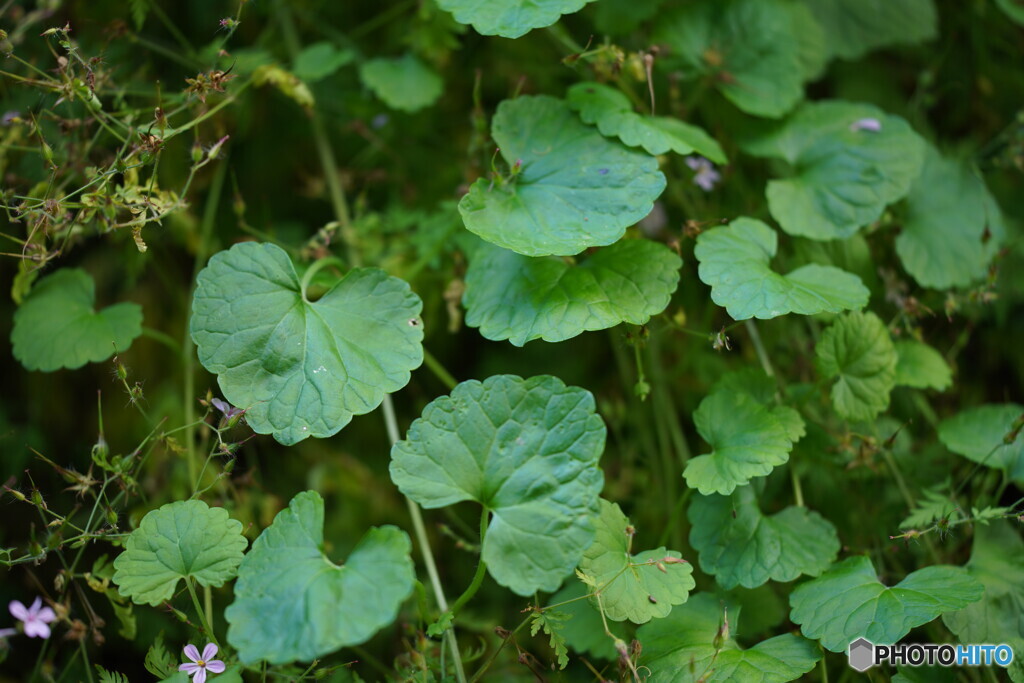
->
894;340;952;391
653;0;825;118
815;311;897;421
895;146;1005;290
899;488;959;529
689;484;839;589
566;82;726;163
683;391;794;495
938;404;1024;483
547;582;627;661
292;42;354;82
458;95;666;257
580;500;694;623
695;217;869;320
390;375;606;596
463;239;681;346
359;54;442;112
530;610;571;669
225;491;414;664
190;242;423;446
743;101;925;240
639;593;821;682
12;268;142;372
803;0;938;61
789;555;984;652
436;0;595;38
112;500;247;606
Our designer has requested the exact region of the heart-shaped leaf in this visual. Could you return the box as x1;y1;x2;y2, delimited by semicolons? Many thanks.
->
458;95;666;257
816;311;897;421
463;238;681;346
436;0;596;38
225;491;414;664
804;0;938;61
359;54;443;113
894;340;952;391
389;375;606;596
113;500;247;606
12;268;142;372
938;404;1024;483
190;241;423;445
790;555;983;652
695;217;869;320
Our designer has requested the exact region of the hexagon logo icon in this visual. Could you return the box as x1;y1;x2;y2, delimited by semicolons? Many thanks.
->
848;638;875;672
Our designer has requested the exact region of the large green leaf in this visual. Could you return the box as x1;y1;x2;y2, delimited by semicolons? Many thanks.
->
639;593;821;682
653;0;825;118
689;484;839;589
683;391;794;495
743;101;925;240
815;311;897;421
11;268;142;372
190;242;423;445
803;0;938;61
579;499;694;623
894;339;952;391
459;95;665;257
789;555;984;652
463;238;681;346
113;500;247;606
895;146;1006;290
225;491;414;664
389;375;606;595
695;217;869;320
566;82;725;163
938;404;1024;483
436;0;596;38
358;54;442;112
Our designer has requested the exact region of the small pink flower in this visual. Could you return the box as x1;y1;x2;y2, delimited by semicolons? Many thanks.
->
685;156;721;192
849;117;882;132
9;598;56;638
179;643;226;683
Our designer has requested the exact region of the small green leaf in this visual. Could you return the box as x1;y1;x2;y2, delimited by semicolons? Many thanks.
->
530;610;571;669
463;238;681;346
436;0;596;38
899;488;959;529
390;375;606;596
815;311;897;421
789;555;984;652
94;666;129;683
547;582;626;660
359;54;443;112
580;500;694;623
190;242;423;445
639;592;821;683
695;217;869;320
458;95;666;257
113;500;247;606
938;404;1024;483
894;340;952;391
566;82;725;163
12;268;143;372
689;484;839;589
292;42;354;82
144;633;176;679
804;0;938;61
225;491;415;664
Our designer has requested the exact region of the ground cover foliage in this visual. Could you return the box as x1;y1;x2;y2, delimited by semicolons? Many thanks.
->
0;0;1022;681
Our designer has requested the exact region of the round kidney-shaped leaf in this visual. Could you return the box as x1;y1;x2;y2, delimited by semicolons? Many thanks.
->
815;311;897;421
436;0;595;38
113;500;247;606
894;339;952;391
190;242;424;445
225;491;414;665
390;375;606;596
358;54;442;113
458;95;666;257
938;404;1024;483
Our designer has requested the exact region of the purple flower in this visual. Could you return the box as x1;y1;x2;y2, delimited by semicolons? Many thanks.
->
685;156;721;192
849;117;882;132
179;643;226;683
9;598;56;638
210;398;244;420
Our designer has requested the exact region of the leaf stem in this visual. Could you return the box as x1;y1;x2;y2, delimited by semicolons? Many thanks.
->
299;256;347;301
445;509;489;619
186;577;219;647
744;319;775;377
422;348;458;391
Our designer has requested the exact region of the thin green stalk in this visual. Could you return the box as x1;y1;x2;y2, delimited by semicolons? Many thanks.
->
186;577;219;647
423;348;458;391
469;613;532;683
446;509;489;619
879;447;940;564
744;319;775;378
204;585;214;637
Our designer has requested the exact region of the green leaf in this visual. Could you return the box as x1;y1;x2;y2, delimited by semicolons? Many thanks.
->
530;610;571;669
590;0;664;34
789;555;984;652
547;581;626;660
292;41;354;82
225;491;415;665
129;0;149;31
580;499;694;623
938;404;1024;483
895;146;1006;290
112;500;247;606
359;54;443;112
894;340;952;391
11;268;143;372
94;666;129;683
639;593;821;683
566;82;725;163
803;0;938;61
898;488;959;529
436;0;596;38
463;238;681;346
689;484;839;589
390;375;606;596
996;0;1024;26
190;241;423;446
653;0;825;118
815;311;897;421
684;391;794;495
458;95;666;257
145;633;176;679
695;217;869;320
743;101;925;240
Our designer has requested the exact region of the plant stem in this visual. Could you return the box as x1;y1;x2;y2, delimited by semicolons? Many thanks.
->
744;319;775;378
422;348;458;391
186;577;219;647
446;509;489;619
